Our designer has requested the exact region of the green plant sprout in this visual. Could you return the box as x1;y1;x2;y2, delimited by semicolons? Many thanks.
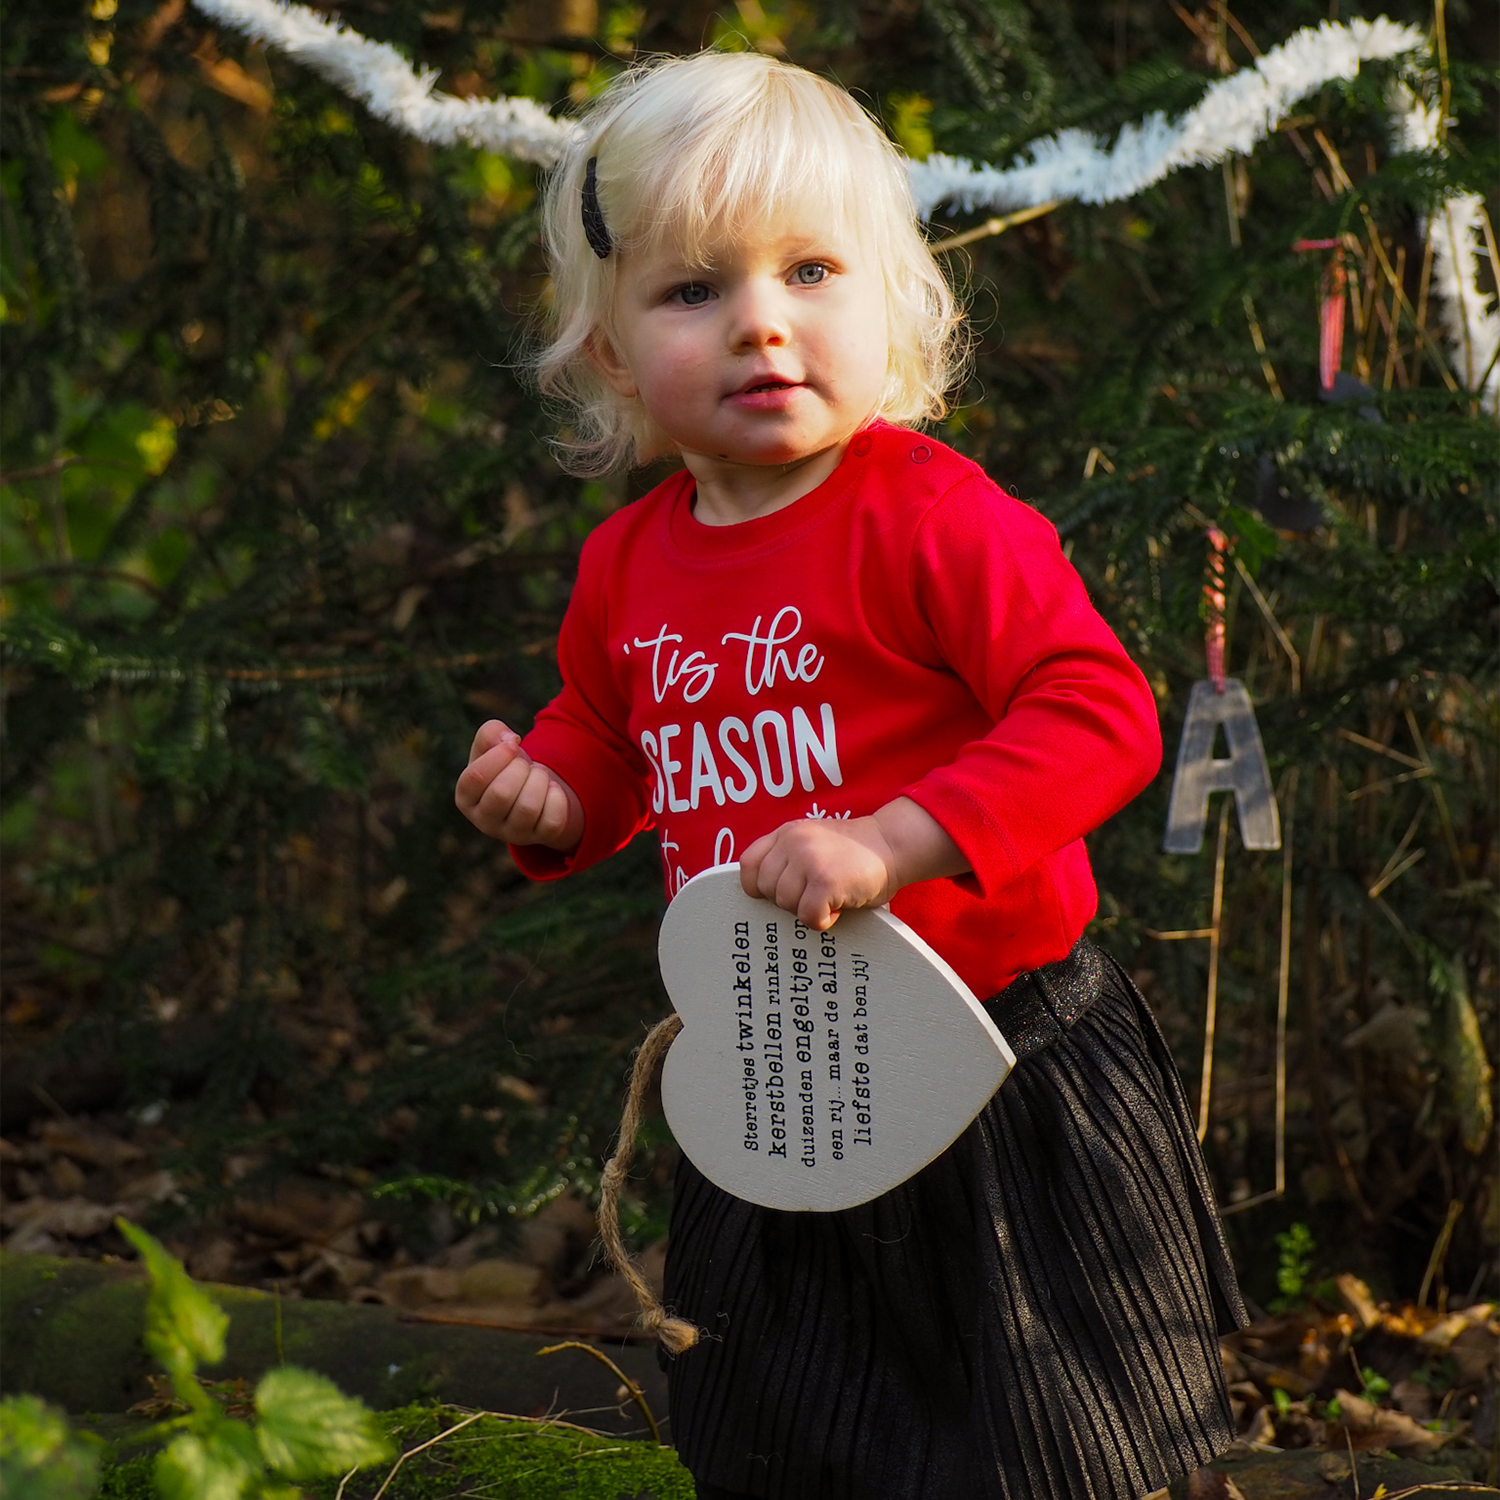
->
0;1394;102;1500
113;1218;392;1500
3;1231;387;1500
1271;1222;1318;1310
1269;1222;1341;1312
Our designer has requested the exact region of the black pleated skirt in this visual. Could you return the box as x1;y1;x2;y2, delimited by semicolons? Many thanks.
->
662;944;1247;1500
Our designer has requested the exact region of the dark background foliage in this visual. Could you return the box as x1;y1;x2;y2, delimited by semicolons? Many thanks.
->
2;0;1496;1306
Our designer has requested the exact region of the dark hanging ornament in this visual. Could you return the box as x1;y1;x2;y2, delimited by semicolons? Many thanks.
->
1254;243;1385;533
582;156;613;259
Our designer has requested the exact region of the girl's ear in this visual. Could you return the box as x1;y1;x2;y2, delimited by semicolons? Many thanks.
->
585;330;638;399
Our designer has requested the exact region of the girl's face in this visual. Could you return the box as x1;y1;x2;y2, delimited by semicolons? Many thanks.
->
590;206;889;493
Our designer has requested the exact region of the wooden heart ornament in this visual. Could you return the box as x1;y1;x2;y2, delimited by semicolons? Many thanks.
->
657;866;1016;1212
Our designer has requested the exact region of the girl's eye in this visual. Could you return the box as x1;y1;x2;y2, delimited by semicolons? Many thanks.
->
792;262;829;285
674;283;712;306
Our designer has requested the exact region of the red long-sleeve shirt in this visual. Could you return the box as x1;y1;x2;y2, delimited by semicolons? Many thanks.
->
513;422;1160;998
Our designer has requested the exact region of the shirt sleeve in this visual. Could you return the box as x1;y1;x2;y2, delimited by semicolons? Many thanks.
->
897;475;1161;898
509;528;655;881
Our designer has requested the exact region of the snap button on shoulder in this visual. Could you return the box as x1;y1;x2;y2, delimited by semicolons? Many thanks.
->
910;444;932;464
852;435;873;457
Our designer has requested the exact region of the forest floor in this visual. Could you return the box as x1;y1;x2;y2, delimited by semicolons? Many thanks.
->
3;1104;1497;1492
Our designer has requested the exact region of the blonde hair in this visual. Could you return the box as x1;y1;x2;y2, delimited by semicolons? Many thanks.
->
535;50;967;475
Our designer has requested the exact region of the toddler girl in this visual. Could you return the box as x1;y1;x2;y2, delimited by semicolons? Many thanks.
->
455;48;1246;1500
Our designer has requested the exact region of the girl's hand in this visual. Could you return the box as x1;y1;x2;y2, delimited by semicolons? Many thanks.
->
739;797;968;931
456;720;584;851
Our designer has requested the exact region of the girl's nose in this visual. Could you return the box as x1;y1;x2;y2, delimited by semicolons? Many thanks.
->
728;279;791;349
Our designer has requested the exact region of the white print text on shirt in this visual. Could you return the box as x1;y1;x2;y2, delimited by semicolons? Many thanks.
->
720;607;825;695
640;706;842;814
624;626;717;704
660;823;740;896
623;606;824;707
626;607;842;815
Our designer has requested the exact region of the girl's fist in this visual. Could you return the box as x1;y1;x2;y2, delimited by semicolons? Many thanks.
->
455;720;583;851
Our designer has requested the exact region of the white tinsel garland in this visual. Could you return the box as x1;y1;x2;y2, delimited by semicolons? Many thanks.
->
905;18;1424;214
190;0;578;163
190;0;1494;407
1387;82;1499;414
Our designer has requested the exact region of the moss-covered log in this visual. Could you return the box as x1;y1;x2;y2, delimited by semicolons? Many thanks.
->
0;1253;670;1437
98;1406;696;1500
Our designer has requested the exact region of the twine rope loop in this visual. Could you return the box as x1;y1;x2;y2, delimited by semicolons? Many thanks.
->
597;1013;701;1355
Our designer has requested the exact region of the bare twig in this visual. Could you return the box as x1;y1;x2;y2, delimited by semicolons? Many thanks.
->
1274;768;1296;1198
1435;0;1452;150
1368;205;1458;393
536;1341;662;1445
1311;127;1355;195
1419;1199;1464;1309
1198;800;1231;1143
1368;847;1426;900
341;1411;488;1500
1222;157;1241;247
1218;4;1263;60
1379;1485;1500;1498
1412;229;1437;387
1336;727;1425;771
1373;892;1421;961
1232;557;1299;694
1381;244;1408;390
1405;708;1467;879
1367;806;1427;900
1241;292;1284;400
1229;768;1297;1215
930;200;1060;254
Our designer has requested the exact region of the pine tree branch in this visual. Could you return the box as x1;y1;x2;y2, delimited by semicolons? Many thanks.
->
1;455;143;485
206;652;499;683
1;564;166;598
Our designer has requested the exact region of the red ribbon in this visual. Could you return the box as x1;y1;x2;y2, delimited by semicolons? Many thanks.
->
1293;238;1346;392
1205;528;1228;693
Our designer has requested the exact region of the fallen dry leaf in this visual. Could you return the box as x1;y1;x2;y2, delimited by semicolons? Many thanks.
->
456;1257;544;1304
1335;1271;1381;1332
39;1121;144;1169
233;1176;366;1243
1418;1302;1496;1352
2;1195;119;1238
378;1264;464;1308
1332;1388;1448;1455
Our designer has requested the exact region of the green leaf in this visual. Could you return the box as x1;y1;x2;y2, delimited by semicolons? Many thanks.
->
116;1219;228;1385
0;1395;101;1500
254;1367;391;1479
154;1423;260;1500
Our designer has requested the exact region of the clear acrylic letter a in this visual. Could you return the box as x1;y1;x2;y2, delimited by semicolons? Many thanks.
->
1163;679;1281;853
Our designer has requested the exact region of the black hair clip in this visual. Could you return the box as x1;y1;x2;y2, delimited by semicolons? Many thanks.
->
581;156;613;259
